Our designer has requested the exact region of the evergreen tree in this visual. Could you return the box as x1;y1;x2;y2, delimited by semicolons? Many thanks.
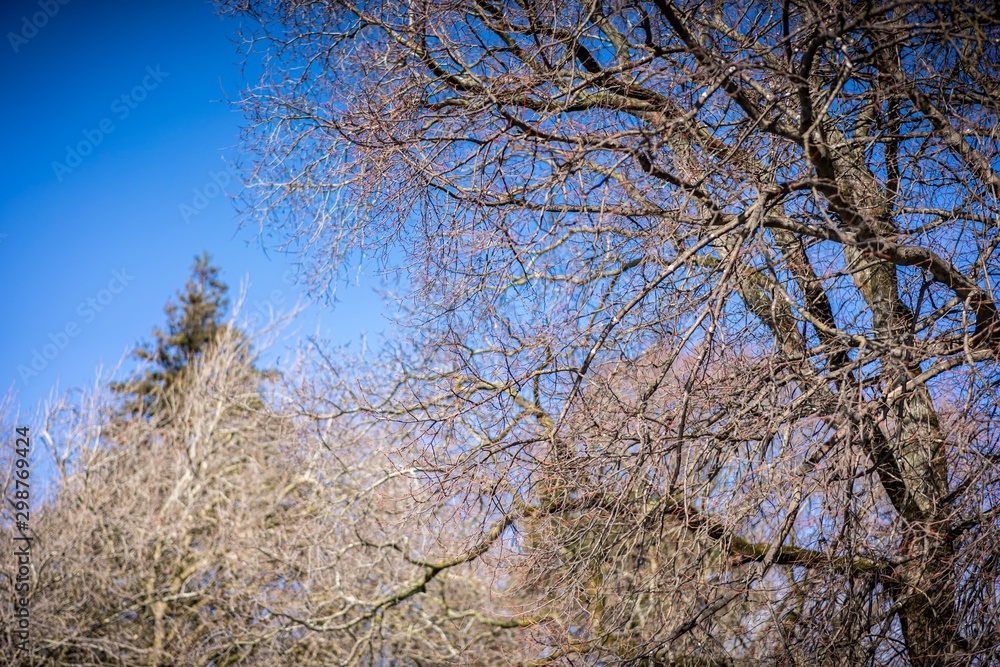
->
114;253;234;416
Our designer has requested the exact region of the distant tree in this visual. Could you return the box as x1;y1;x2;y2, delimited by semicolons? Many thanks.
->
114;253;231;416
0;327;520;666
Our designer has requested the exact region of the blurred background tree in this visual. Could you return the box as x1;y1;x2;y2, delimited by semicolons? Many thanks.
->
113;252;251;417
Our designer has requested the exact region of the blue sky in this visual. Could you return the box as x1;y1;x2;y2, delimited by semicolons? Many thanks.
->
0;0;388;424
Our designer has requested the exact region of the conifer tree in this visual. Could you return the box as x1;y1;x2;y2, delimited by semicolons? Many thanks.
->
114;252;233;416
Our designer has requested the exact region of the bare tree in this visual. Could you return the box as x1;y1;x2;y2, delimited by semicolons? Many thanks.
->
0;328;522;666
221;1;1000;664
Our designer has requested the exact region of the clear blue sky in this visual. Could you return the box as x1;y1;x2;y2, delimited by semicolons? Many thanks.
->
0;0;387;424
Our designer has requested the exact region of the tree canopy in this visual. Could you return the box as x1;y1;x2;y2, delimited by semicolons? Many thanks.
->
224;1;1000;665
